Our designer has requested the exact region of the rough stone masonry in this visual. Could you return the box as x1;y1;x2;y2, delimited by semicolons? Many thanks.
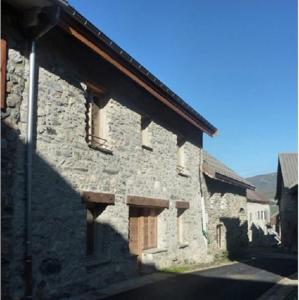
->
1;8;213;300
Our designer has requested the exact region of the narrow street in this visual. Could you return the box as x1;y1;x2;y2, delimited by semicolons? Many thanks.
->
103;251;297;300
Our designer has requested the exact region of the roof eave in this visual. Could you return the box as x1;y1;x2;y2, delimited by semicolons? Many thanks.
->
57;6;217;136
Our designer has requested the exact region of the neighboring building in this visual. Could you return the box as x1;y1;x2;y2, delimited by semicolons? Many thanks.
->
1;1;217;299
246;189;271;246
275;153;298;253
270;210;280;234
201;152;254;258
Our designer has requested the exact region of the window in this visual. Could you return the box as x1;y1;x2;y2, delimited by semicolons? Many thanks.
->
86;206;95;256
216;224;222;247
239;208;246;222
177;136;188;176
86;203;110;257
249;213;252;222
264;210;267;221
1;37;7;109
177;209;185;243
141;116;152;150
86;87;111;153
128;206;159;255
257;211;260;220
82;191;115;257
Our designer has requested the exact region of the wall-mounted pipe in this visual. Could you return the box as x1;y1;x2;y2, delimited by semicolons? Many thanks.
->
24;6;60;299
25;39;36;300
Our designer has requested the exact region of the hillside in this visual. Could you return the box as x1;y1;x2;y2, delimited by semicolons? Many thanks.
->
246;172;277;199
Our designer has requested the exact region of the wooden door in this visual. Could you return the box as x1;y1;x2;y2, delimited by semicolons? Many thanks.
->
129;207;141;256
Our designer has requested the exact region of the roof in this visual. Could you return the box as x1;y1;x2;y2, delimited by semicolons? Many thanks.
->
246;189;269;204
4;0;217;136
202;151;255;190
278;153;298;189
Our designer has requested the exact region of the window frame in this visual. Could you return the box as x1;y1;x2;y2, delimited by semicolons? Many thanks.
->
177;208;186;244
177;136;189;177
141;115;153;151
86;86;112;154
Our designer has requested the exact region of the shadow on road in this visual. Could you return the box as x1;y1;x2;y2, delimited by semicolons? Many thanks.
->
104;260;298;300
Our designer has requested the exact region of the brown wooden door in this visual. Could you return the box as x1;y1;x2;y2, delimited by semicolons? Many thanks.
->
129;207;141;256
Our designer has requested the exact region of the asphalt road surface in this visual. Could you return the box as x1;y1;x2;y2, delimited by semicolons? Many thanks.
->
103;255;297;300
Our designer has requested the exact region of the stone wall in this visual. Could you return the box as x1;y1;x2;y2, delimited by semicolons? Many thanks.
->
247;202;270;245
279;189;298;252
201;175;248;258
2;10;209;300
1;10;29;300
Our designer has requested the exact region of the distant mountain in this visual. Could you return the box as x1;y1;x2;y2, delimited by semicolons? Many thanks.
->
246;172;277;199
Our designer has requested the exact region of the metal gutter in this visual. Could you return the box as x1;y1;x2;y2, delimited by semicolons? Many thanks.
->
21;5;61;299
52;0;217;136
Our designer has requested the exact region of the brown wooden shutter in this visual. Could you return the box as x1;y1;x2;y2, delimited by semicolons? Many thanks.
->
91;97;100;142
129;207;140;255
1;38;7;109
148;209;157;248
143;209;149;249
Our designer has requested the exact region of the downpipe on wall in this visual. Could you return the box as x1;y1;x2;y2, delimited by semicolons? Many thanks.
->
23;6;60;299
199;150;209;247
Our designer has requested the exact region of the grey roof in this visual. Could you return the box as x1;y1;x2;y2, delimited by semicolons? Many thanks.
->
246;189;269;204
278;153;298;189
202;151;255;190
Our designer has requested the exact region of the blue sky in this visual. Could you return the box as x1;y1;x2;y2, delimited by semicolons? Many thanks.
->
69;0;297;177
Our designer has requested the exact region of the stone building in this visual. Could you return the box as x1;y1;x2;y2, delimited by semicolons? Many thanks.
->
201;152;254;258
275;153;298;253
1;1;217;299
246;189;271;246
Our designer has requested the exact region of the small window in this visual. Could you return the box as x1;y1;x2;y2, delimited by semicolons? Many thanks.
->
177;136;188;176
141;116;152;150
86;202;108;256
264;211;267;221
239;208;246;222
86;88;111;153
257;211;260;220
216;224;222;247
177;209;185;244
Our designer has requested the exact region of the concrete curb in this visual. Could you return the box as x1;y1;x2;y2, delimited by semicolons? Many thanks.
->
256;273;298;300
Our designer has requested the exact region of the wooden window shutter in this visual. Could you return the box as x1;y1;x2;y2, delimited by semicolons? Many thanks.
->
143;209;149;249
1;38;7;109
129;207;140;255
91;97;101;141
148;209;157;249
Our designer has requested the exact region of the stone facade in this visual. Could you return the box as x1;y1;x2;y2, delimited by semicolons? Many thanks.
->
279;188;298;252
247;202;270;245
201;175;248;258
2;9;210;300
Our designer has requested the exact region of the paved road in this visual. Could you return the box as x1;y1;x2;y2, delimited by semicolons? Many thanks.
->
103;255;297;300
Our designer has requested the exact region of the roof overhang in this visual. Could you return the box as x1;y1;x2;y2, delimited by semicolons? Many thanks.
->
4;0;217;136
203;165;255;190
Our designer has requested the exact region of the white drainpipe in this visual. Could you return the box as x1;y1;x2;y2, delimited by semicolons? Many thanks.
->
199;150;209;247
25;39;36;300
